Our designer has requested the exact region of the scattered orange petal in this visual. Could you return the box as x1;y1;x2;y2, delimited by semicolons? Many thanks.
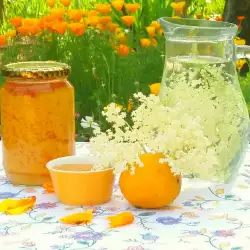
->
60;209;93;224
146;26;155;37
96;4;111;15
9;16;22;28
111;0;124;11
121;16;135;26
0;196;36;215
47;0;56;8
42;183;54;193
60;0;71;7
125;3;140;13
236;59;247;70
68;9;83;21
68;23;86;36
107;211;134;228
149;83;161;95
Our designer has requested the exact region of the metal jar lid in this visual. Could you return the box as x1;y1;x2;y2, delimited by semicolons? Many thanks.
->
1;61;71;79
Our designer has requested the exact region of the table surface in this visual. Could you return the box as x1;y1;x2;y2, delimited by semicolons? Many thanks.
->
0;143;250;250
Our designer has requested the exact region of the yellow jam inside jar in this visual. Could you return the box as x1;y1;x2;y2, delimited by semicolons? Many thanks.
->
1;62;75;185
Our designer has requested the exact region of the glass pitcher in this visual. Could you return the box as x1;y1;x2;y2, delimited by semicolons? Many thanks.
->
158;17;250;183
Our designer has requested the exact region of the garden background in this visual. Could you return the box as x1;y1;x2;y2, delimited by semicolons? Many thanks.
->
0;0;249;141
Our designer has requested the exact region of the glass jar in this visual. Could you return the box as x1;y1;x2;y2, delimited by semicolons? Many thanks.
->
158;18;250;184
1;61;75;185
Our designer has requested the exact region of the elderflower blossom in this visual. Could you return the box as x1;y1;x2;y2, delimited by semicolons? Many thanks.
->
160;64;249;182
90;93;219;180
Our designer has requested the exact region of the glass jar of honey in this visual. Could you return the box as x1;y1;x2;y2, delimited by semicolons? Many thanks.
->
1;61;75;185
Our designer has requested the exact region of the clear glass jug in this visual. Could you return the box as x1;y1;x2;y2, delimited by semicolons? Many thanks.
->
158;17;250;183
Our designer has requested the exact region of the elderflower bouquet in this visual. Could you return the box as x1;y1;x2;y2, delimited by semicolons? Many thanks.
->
89;92;219;181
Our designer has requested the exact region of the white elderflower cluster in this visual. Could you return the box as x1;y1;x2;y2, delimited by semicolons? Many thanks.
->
90;92;219;179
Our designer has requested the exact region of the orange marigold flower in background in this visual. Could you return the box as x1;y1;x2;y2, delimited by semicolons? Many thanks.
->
60;0;71;7
146;26;155;37
236;59;247;70
125;3;140;13
23;18;38;27
86;16;100;27
107;23;119;32
237;16;245;21
96;4;111;15
99;16;112;24
234;37;246;45
116;44;130;56
196;13;202;19
17;26;29;36
6;30;17;38
68;9;83;21
170;1;186;13
127;99;132;113
158;28;163;36
0;196;36;215
51;8;65;20
149;83;161;95
215;16;223;21
107;212;134;228
205;17;210;20
47;0;56;8
68;23;85;36
151;21;161;30
52;22;67;34
121;16;135;26
96;23;106;31
42;183;54;193
60;209;93;225
151;38;157;47
9;16;22;28
88;10;99;17
0;35;7;47
111;0;124;11
140;38;151;47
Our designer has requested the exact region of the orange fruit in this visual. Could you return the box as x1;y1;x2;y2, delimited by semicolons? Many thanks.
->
119;153;181;209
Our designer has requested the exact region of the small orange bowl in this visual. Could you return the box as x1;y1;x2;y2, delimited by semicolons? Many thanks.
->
46;155;115;206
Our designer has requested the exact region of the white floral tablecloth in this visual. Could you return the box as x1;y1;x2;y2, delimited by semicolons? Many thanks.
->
0;142;250;250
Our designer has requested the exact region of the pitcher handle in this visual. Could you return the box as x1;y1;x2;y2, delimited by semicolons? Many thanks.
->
236;45;250;60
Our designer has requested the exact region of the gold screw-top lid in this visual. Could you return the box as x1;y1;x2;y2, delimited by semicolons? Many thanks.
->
1;61;71;79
